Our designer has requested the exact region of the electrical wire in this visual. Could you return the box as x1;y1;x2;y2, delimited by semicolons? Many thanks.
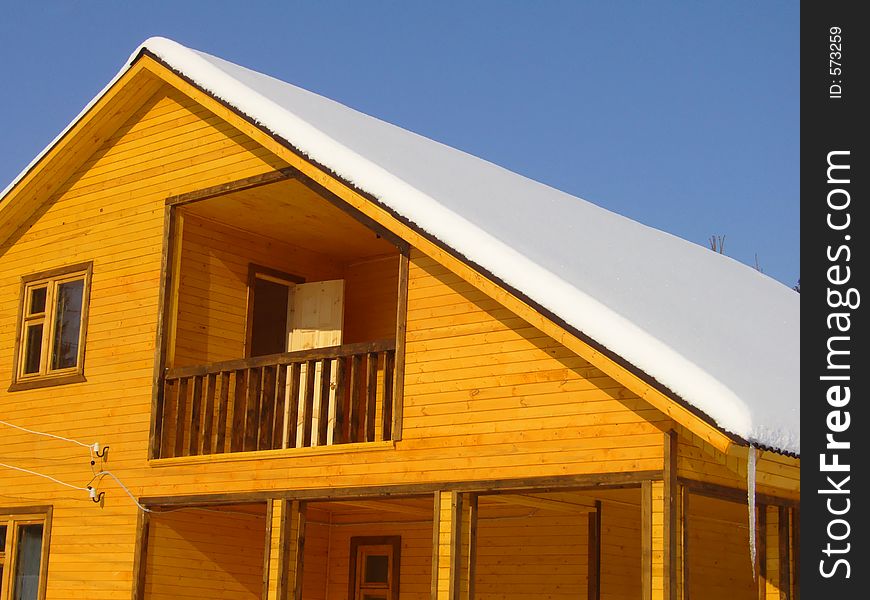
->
0;461;91;492
92;470;153;513
0;419;97;450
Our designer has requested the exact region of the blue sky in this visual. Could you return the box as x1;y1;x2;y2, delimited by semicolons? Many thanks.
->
0;1;798;285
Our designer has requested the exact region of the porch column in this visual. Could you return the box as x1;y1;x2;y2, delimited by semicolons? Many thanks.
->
432;491;477;600
760;505;791;600
264;499;306;600
643;430;682;600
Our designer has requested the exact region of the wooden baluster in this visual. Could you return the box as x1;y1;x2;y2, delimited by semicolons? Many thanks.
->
215;371;230;453
201;373;217;455
245;367;262;452
231;369;247;453
333;356;347;445
382;350;395;441
301;360;316;447
348;354;362;443
366;352;378;442
174;377;188;458
160;379;177;459
273;363;287;450
317;359;332;445
259;365;276;450
286;363;301;449
188;376;203;456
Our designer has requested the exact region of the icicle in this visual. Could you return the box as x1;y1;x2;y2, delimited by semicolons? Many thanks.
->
747;444;757;578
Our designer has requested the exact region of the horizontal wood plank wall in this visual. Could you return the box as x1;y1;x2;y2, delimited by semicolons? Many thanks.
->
475;502;588;600
686;494;755;600
676;427;799;500
308;505;434;600
343;255;400;344
0;82;287;600
144;507;266;600
600;497;642;600
302;509;331;600
402;251;668;479
172;213;345;368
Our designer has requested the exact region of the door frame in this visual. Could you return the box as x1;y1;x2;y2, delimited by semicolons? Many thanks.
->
348;535;402;600
244;263;304;357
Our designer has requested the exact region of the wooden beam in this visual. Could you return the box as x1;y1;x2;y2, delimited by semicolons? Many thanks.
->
467;494;478;600
757;504;767;598
291;501;307;600
486;494;595;514
779;506;791;600
588;500;601;600
148;206;175;459
165;167;297;206
449;492;463;600
681;487;690;600
140;470;660;507
165;339;395;379
664;430;678;600
261;500;274;600
131;509;150;600
678;478;799;508
641;480;652;600
329;500;432;518
431;491;441;600
392;250;409;441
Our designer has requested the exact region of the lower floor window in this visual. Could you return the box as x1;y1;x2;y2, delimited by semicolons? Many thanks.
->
0;509;51;600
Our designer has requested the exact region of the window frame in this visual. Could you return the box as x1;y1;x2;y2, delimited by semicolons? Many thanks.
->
10;263;93;392
0;506;52;600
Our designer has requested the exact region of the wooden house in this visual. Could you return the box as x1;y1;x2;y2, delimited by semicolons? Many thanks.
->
0;38;799;600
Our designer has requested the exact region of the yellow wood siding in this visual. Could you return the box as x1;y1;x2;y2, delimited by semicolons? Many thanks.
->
308;506;433;600
172;213;344;367
144;507;266;600
677;427;799;500
600;499;642;600
685;494;755;600
0;58;800;600
343;255;399;344
0;82;286;600
475;502;588;600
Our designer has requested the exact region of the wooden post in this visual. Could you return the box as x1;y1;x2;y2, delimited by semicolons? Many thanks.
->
643;469;675;600
663;430;678;600
762;505;788;600
130;509;151;600
432;491;474;600
467;494;478;600
757;504;767;599
642;480;652;600
264;499;306;600
587;501;602;600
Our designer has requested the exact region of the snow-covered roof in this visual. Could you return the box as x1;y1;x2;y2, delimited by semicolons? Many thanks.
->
1;37;800;455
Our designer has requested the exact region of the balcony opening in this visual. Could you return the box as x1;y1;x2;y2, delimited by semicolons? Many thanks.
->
154;175;406;459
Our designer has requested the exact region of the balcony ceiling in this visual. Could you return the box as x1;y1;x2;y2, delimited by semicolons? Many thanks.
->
183;178;398;262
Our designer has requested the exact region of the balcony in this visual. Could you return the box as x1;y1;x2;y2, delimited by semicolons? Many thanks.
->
155;340;396;459
150;170;407;460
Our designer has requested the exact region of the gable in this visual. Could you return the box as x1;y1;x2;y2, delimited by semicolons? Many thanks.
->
0;41;795;456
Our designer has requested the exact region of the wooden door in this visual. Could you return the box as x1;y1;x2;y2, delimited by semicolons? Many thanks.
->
285;280;344;446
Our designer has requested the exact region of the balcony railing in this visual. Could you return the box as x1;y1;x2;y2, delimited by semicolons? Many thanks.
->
155;340;396;459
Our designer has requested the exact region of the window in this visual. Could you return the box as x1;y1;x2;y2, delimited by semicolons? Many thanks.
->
11;263;92;391
0;508;51;600
348;536;401;600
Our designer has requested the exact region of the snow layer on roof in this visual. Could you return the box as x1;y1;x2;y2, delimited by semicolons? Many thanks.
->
1;37;800;454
